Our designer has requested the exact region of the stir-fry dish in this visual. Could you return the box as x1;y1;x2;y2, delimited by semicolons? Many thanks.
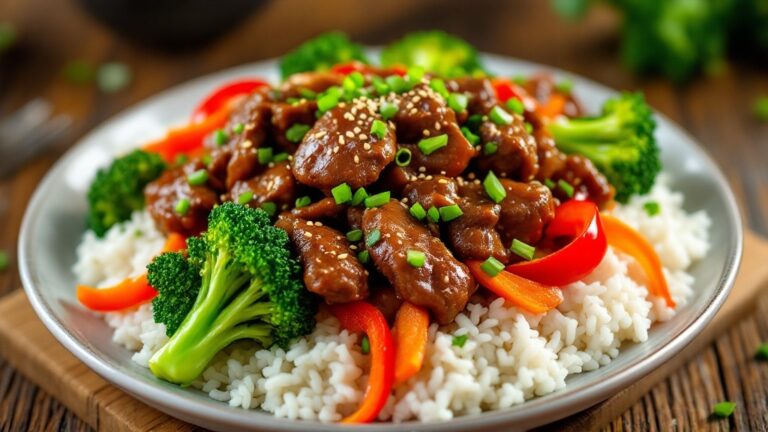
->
73;31;711;423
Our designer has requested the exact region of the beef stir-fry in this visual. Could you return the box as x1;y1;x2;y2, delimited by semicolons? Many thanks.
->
142;68;614;324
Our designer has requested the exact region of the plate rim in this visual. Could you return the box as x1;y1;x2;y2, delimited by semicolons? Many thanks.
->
18;52;744;431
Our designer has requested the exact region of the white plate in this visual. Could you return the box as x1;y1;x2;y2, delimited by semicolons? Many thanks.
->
19;52;742;431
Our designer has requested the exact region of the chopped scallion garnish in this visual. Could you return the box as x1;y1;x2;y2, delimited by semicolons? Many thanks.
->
187;169;208;186
480;256;505;277
331;183;353;204
712;401;736;417
510;239;536;261
380;101;399;120
273;152;289;162
0;250;8;272
364;191;390;208
429;78;449;98
370;119;388;139
257;147;273;165
506;98;524;115
386;75;411;93
558;179;574;198
452;334;468;348
232;123;245;134
361;335;371;354
406;249;426;267
643;201;661;216
214;129;229;146
483;142;498;155
555;78;574;94
409;202;427;220
317;91;340;112
448;93;468;113
489;106;513;126
483;171;507;203
357;249;370;264
371;76;389;94
395;147;412;167
418;134;448;155
427;206;440;223
285;123;310;143
351;187;368;206
438;204;463;222
755;343;768;360
260;201;277;216
524;122;533;134
461;126;480;145
544;178;555;189
366;229;381;247
346;229;363;242
175;198;190;215
295;196;311;208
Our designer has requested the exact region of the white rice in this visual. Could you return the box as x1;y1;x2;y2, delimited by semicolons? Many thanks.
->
73;174;710;423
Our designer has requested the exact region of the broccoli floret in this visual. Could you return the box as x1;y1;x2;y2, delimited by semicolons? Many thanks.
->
147;251;200;336
380;30;485;77
87;150;166;237
548;92;661;203
279;32;368;79
147;203;317;385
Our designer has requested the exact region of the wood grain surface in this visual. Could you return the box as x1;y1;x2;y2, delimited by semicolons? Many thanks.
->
1;0;767;430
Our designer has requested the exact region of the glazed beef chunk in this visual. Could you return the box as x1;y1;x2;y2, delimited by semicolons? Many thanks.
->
447;182;509;263
279;71;344;99
290;197;346;221
221;87;273;188
229;161;297;210
392;84;476;176
476;114;539;181
362;200;476;324
270;100;318;153
402;175;459;210
292;101;396;190
276;215;369;303
447;77;498;115
145;163;219;237
496;179;556;247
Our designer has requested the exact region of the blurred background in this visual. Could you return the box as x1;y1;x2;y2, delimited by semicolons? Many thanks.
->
0;0;766;430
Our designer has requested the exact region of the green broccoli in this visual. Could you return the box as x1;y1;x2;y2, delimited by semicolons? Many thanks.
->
87;150;166;237
548;92;661;203
279;31;369;79
380;30;485;78
147;251;200;336
147;203;317;385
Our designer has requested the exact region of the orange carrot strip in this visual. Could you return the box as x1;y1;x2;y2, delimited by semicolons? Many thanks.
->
467;261;564;314
393;302;429;385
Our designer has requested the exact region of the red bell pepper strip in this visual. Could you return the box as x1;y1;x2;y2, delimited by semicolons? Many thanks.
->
392;302;429;385
332;61;407;77
328;301;394;423
468;261;564;314
191;79;267;123
506;200;608;286
77;233;188;312
143;101;234;163
491;78;539;112
601;215;675;308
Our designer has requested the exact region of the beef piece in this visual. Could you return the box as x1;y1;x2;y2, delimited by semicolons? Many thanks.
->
392;84;476;176
522;73;584;118
362;200;476;324
278;71;344;99
292;102;396;190
496;179;556;246
368;282;403;323
447;77;498;115
531;124;567;181
347;206;364;231
447;182;509;263
377;165;415;196
475;114;539;181
229;161;297;209
553;155;615;208
223;87;273;189
276;215;368;304
290;197;346;221
402;175;459;210
145;164;219;237
270;100;317;153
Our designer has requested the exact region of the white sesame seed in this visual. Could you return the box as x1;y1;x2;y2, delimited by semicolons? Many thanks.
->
418;166;427;173
363;143;371;150
353;126;361;134
354;155;360;164
339;135;346;145
304;231;313;238
337;253;349;259
241;140;253;148
346;131;354;138
359;134;368;140
423;129;431;136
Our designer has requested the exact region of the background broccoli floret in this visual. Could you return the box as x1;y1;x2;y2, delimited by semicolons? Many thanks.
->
86;149;166;237
548;92;661;203
279;31;369;79
147;203;317;385
380;30;485;78
147;251;200;336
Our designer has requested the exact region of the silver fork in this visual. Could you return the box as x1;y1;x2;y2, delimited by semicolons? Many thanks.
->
0;99;72;178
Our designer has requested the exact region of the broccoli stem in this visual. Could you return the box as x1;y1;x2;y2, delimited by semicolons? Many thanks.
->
548;114;625;142
148;250;272;384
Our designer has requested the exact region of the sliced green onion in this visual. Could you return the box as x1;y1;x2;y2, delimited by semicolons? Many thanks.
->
343;75;358;93
232;123;245;134
558;179;574;198
755;97;768;121
286;123;310;143
380;100;399;120
466;114;483;130
407;66;425;83
351;187;368;206
0;250;8;272
214;129;229;146
357;249;370;264
361;335;371;354
506;98;525;115
452;334;468;348
331;183;353;204
174;154;188;166
317;91;340;112
409;202;427;220
406;250;426;267
366;229;381;247
273;152;289;162
510;239;536;261
643;201;661;216
755;343;768;360
483;142;498;156
295;196;311;208
386;75;411;93
370;119;388;139
544;178;555;189
63;60;95;84
257;147;273;165
346;229;363;242
438;204;463;222
555;78;573;94
371;76;389;94
427;206;440;223
201;155;212;166
364;191;390;208
489;106;513;126
712;401;736;417
298;88;316;99
418;134;448;155
483;171;507;203
461;126;480;145
286;97;301;105
524;122;533;134
187;169;208;186
429;78;449;98
395;147;412;167
260;201;277;216
175;198;190;215
448;93;468;113
480;256;505;277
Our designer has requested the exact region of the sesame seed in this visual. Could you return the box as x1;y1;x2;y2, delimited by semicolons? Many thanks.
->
339;135;346;145
363;143;371;150
435;122;441;130
354;155;360;164
438;179;449;184
423;129;431;136
346;131;355;138
359;134;368;140
315;221;323;226
304;231;313;238
241;140;253;148
353;126;361;134
443;275;449;283
418;166;427;173
337;253;349;259
333;146;340;153
350;245;358;250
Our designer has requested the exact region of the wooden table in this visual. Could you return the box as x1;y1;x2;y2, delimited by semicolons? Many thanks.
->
1;0;766;430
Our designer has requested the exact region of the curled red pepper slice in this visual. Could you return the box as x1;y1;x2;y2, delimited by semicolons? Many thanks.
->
328;301;394;424
491;77;538;112
191;79;267;123
506;200;608;287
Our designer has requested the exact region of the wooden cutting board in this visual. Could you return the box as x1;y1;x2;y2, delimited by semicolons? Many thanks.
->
0;232;766;432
